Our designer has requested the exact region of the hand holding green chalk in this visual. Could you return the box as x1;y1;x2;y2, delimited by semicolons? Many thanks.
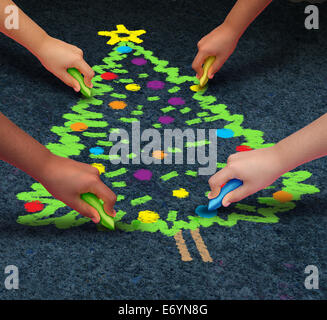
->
67;68;92;98
199;56;216;88
81;193;115;230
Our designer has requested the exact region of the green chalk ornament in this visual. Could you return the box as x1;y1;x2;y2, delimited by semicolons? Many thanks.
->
67;67;92;98
81;193;115;230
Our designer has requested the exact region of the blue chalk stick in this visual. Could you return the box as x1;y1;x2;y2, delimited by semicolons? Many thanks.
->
208;179;243;211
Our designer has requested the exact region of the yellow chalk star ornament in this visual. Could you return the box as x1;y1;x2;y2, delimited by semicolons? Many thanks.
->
98;24;146;45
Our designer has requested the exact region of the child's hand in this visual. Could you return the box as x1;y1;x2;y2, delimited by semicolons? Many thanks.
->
36;36;95;92
208;146;284;206
192;24;239;80
39;154;116;224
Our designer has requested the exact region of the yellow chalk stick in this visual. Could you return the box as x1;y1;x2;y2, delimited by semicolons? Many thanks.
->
199;56;216;88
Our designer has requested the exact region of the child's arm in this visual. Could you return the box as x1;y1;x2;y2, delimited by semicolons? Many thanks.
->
0;0;94;91
192;0;272;79
208;113;327;206
0;112;117;222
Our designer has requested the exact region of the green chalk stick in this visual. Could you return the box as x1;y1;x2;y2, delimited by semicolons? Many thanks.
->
199;56;216;88
67;67;92;98
81;193;115;230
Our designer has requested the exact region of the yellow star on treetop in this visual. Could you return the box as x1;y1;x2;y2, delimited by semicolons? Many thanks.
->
98;25;146;45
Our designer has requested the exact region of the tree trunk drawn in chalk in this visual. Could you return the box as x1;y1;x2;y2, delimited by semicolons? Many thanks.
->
174;229;213;263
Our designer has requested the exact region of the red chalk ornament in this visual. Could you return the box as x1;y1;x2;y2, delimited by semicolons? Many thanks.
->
101;72;118;80
236;145;253;152
24;201;44;213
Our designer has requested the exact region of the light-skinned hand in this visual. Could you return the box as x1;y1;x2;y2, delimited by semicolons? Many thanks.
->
36;36;95;92
192;24;239;80
208;146;283;207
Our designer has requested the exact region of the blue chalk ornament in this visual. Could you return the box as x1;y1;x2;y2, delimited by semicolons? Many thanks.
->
195;205;218;218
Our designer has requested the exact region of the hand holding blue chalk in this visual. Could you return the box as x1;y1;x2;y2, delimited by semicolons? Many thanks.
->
208;179;243;211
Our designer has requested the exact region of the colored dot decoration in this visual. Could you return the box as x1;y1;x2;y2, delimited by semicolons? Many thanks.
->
152;150;167;159
109;101;127;110
158;116;174;124
24;201;44;213
101;72;118;80
168;97;185;106
133;169;153;181
138;210;160;223
90;147;104;155
132;58;147;66
116;46;133;53
91;163;106;175
125;84;141;91
273;191;293;203
190;85;202;92
236;145;253;152
216;128;234;138
173;188;189;198
147;80;165;90
195;205;217;218
70;122;88;132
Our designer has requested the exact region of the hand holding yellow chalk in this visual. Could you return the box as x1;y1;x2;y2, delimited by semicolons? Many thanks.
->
199;56;216;88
